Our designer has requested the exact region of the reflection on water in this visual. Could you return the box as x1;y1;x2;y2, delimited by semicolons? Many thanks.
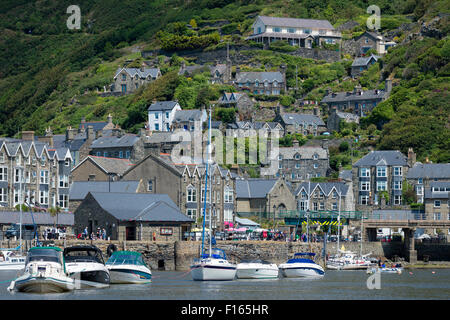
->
0;269;449;300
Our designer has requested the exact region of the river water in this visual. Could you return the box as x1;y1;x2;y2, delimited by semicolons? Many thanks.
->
0;269;449;300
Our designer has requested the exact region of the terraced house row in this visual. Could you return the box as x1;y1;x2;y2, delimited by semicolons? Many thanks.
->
0;132;72;211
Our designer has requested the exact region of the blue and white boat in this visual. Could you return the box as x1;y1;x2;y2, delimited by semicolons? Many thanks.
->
106;251;152;284
190;248;237;281
278;253;325;278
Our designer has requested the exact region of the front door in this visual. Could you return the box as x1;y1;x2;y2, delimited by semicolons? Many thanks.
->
126;226;136;240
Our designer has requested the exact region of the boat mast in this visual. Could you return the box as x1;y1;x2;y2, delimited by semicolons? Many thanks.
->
337;189;341;256
208;105;213;256
200;113;210;257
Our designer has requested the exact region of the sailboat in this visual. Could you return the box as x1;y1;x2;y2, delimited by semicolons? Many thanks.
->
190;105;237;281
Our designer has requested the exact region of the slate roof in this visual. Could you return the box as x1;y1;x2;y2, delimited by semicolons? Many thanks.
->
0;138;71;160
321;89;387;103
147;101;179;111
295;181;349;197
219;92;245;104
88;192;193;223
424;182;450;199
114;67;160;80
90;134;139;149
353;151;408;167
69;180;140;200
339;169;353;181
335;111;360;122
0;211;74;225
236;178;278;199
173;109;205;122
280;113;325;126
406;163;450;179
227;121;283;130
257;15;335;30
351;54;380;67
72;156;133;175
79;121;108;132
235;71;283;84
278;146;328;159
247;32;315;40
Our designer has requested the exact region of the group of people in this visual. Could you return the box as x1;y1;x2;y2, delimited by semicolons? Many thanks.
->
43;227;66;240
77;227;107;240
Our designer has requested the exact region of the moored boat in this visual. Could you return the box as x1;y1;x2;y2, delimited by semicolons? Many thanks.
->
8;246;75;293
0;247;26;271
64;245;110;289
106;251;152;284
279;253;325;278
236;259;279;279
191;248;237;281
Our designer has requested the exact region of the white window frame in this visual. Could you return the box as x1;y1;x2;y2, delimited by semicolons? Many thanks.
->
224;187;233;204
360;168;370;177
360;181;370;191
376;166;387;177
0;167;7;182
393;180;402;190
39;190;48;205
187;186;197;203
377;181;387;191
393;166;403;176
360;195;369;205
40;170;49;184
0;188;7;202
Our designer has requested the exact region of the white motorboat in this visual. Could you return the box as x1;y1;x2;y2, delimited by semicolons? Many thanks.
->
367;265;403;274
190;248;237;281
64;245;110;289
236;259;279;279
0;247;26;271
8;246;75;293
279;253;325;278
326;251;375;270
106;250;152;284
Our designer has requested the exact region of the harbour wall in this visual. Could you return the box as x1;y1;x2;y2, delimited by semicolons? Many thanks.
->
5;239;449;271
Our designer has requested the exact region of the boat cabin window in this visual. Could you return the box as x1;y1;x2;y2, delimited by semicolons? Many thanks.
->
106;253;146;266
27;249;62;264
64;248;105;264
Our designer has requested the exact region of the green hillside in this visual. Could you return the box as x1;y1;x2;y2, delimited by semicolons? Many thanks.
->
0;0;449;163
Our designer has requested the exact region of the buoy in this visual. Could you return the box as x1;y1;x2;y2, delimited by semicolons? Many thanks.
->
432;271;435;274
409;272;413;275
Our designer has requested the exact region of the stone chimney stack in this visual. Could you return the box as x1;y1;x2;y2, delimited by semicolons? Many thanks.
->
407;147;416;168
87;125;95;141
293;139;299;148
107;113;113;125
66;127;75;141
140;62;146;73
21;131;35;141
313;106;320;117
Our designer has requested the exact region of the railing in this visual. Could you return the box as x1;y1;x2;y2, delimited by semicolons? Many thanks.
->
366;211;427;221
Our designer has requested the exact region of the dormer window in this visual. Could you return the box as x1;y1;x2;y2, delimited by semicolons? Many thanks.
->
122;73;127;81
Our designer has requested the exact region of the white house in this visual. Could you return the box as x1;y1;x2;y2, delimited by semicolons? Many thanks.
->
247;15;341;48
147;101;182;132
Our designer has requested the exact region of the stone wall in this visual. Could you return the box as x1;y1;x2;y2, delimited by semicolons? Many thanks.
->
5;239;449;272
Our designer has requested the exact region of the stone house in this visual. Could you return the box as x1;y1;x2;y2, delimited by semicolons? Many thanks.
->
423;182;449;230
73;192;193;241
70;155;133;182
120;153;237;231
274;112;326;136
111;66;161;94
0;133;72;211
406;162;450;204
352;150;412;211
89;132;143;163
353;31;396;55
351;54;380;77
218;92;255;117
235;178;296;218
178;61;231;84
171;109;207;132
247;15;341;48
147;101;182;132
68;180;141;213
274;145;330;185
294;181;354;213
234;68;286;96
327;107;360;132
321;80;392;117
226;121;284;138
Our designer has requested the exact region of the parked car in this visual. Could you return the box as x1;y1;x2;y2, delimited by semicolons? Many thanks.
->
214;232;226;241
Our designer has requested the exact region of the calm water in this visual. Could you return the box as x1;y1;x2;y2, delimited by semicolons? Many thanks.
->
0;269;449;300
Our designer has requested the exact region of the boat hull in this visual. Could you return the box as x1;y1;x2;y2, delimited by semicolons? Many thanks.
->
108;265;152;284
236;264;279;279
191;263;237;281
14;276;75;293
279;263;325;278
326;263;371;270
66;263;110;289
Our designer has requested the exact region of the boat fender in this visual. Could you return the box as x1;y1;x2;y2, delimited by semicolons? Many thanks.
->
107;244;117;257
